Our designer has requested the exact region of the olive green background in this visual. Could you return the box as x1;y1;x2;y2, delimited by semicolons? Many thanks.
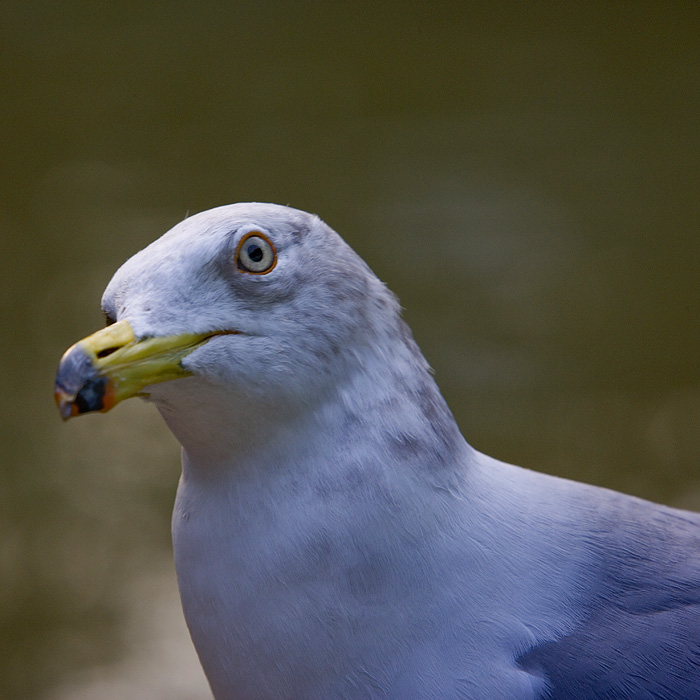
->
2;4;699;698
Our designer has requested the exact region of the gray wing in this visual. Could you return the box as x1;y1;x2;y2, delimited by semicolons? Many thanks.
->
518;504;700;700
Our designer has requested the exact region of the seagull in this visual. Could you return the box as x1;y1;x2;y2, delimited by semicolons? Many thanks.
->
55;203;700;699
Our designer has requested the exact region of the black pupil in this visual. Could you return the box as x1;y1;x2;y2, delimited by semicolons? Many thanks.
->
247;243;264;263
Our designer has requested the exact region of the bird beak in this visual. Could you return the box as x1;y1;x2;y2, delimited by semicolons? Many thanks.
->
54;320;224;420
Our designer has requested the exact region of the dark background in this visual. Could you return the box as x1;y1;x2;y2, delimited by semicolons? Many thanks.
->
2;4;699;698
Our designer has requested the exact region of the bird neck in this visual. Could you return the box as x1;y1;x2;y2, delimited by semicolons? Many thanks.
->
160;328;473;488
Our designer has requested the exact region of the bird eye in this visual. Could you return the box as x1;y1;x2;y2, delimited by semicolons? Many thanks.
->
236;232;276;274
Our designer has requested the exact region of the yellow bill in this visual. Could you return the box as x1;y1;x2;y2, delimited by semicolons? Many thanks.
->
54;320;231;420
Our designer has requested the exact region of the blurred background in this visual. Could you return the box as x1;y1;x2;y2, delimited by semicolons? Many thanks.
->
2;3;699;698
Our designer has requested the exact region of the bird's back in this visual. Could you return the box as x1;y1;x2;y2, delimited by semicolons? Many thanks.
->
515;479;700;699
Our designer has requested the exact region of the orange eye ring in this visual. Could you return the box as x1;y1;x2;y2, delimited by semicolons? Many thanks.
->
235;231;277;274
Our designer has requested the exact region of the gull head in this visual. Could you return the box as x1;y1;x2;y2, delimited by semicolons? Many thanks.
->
55;203;419;452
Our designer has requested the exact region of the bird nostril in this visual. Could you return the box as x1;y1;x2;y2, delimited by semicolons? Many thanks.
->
96;346;120;359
